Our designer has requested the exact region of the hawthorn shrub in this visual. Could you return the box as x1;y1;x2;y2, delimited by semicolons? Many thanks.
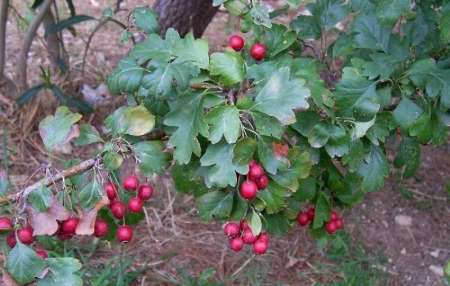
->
2;0;450;284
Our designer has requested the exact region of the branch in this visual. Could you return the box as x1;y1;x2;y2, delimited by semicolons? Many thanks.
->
0;157;99;204
17;0;53;93
0;0;9;78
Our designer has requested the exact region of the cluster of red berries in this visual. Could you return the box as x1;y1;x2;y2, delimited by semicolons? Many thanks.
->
297;208;344;234
228;34;266;61
239;160;269;200
224;220;269;255
0;217;48;259
105;175;154;243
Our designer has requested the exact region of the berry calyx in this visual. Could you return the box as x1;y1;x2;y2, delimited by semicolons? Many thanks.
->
297;212;310;226
0;217;13;231
239;180;258;200
250;43;266;61
256;175;269;190
229;237;244;252
253;238;268;255
242;228;257;244
7;232;16;248
35;248;48;259
248;164;265;181
94;219;109;238
138;183;154;201
325;221;338;234
111;201;127;219
228;35;245;51
224;222;240;238
61;217;79;235
116;225;133;243
104;182;118;200
123;175;139;192
128;197;143;213
17;226;34;244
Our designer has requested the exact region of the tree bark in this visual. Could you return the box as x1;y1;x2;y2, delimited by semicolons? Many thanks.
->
153;0;219;38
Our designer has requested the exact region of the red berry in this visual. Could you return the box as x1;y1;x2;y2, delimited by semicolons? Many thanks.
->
104;182;117;200
61;217;79;234
116;225;133;243
240;180;258;200
335;218;343;229
248;164;265;181
253;238;268;255
250;43;266;61
242;228;257;244
138;183;154;200
123;175;139;191
128;197;143;213
257;232;269;243
17;227;34;244
35;248;48;259
297;212;310;226
111;201;127;219
330;211;339;221
325;221;338;234
240;219;250;231
7;232;16;248
224;222;240;238
229;237;244;252
228;35;245;51
256;175;269;190
307;207;315;221
0;217;13;231
94;219;109;238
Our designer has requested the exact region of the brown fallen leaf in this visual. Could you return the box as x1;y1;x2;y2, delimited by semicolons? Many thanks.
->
27;197;70;236
76;196;109;235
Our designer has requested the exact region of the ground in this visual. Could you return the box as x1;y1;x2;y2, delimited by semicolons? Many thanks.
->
0;1;449;285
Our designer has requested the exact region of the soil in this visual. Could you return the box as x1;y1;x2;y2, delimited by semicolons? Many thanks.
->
1;1;449;286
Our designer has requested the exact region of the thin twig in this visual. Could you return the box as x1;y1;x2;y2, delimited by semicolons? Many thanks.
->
17;0;53;93
0;0;9;78
232;255;255;277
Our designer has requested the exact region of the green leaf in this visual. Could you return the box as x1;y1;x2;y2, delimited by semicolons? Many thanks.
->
209;52;245;86
292;111;321;137
293;177;316;201
270;147;312;190
291;15;321;39
78;179;102;209
325;125;350;157
206;106;241;144
252;67;310;125
107;57;144;95
172;161;208;197
28;185;53;212
105;105;155;136
307;0;348;30
74;124;102;146
6;243;46;285
164;93;208;164
197;191;234;221
393;98;423;129
132;7;159;34
38;106;81;150
45;15;95;37
357;145;389;192
224;0;249;16
230;193;248;220
17;84;45;106
312;192;331;229
233;137;257;166
257;182;287;214
257;137;288;175
251;112;284;139
263;24;297;57
394;137;421;178
250;4;272;28
37;258;82;286
129;34;171;63
213;0;227;7
200;143;247;188
375;0;410;24
352;15;390;52
102;152;123;171
264;213;290;235
308;122;330;148
134;141;169;174
440;10;450;43
173;33;209;69
249;209;262;235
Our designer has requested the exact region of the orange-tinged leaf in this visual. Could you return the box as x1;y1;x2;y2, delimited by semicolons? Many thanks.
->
75;196;109;235
27;198;70;236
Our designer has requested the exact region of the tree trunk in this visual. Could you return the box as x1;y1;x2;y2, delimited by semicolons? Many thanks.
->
153;0;219;38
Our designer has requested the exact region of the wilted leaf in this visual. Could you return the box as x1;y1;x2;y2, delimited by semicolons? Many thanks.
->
76;196;109;235
27;197;70;235
105;105;155;136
